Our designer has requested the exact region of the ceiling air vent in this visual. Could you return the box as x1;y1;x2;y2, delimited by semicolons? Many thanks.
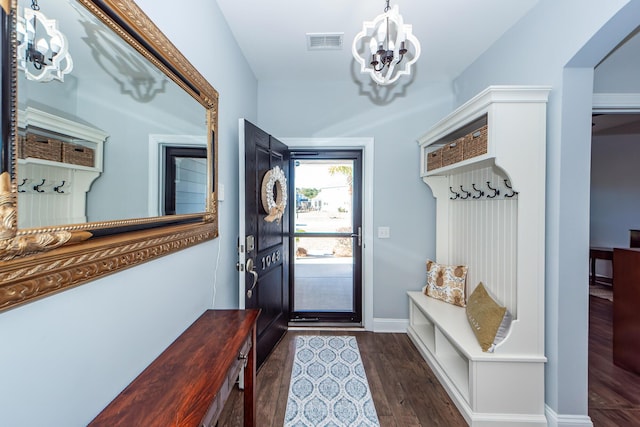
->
306;33;344;51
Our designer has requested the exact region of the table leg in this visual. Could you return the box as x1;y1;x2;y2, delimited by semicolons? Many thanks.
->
244;326;256;427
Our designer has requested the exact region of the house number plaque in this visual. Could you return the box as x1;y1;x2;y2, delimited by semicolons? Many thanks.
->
261;250;281;270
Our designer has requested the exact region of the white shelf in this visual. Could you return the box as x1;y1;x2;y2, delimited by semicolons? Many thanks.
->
18;157;99;173
18;107;107;172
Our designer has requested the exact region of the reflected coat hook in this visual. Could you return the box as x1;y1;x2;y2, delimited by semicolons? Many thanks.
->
472;183;484;199
33;179;46;193
486;181;500;198
460;185;471;200
54;180;66;194
449;186;460;200
504;179;518;198
18;178;28;193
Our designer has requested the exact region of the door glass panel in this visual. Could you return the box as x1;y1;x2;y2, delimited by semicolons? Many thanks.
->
294;160;354;233
290;152;362;322
294;237;354;312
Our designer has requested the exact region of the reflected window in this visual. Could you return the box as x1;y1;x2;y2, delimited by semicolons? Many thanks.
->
163;147;207;215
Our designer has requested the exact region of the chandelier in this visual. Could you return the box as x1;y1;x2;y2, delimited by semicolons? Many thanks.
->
352;0;420;86
16;0;73;82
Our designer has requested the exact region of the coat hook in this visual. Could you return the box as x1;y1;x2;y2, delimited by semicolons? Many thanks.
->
54;180;66;194
504;179;518;198
33;179;46;193
449;186;460;200
472;183;484;199
18;178;28;193
460;185;471;200
486;181;500;198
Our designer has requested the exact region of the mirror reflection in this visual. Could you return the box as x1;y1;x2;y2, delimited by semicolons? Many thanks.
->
16;0;207;229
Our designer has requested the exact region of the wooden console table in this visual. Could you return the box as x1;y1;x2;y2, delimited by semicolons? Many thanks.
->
89;309;260;427
612;248;640;374
590;246;613;287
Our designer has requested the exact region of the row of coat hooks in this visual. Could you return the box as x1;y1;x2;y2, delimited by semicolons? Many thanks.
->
17;178;70;194
449;179;518;200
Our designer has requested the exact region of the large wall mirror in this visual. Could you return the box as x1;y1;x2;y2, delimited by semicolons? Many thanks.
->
0;0;219;311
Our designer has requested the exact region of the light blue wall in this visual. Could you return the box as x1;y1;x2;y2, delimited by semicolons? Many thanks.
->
594;28;640;93
0;0;257;425
453;0;640;422
258;79;453;319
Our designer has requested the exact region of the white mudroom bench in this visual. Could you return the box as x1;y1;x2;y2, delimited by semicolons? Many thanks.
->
409;86;551;426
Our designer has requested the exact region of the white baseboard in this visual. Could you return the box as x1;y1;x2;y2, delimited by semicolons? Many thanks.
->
545;405;593;427
372;318;408;333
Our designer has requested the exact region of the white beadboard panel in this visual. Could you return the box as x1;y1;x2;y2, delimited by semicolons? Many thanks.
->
17;162;101;228
448;165;518;316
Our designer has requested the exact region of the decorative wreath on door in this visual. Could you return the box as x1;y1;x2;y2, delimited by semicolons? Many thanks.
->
261;165;287;223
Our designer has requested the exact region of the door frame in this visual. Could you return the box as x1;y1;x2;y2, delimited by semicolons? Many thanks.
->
282;137;374;331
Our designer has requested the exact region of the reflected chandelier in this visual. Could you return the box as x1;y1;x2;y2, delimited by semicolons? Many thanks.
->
352;0;420;86
16;0;73;82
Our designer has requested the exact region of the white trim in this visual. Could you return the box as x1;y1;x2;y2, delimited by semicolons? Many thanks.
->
545;405;593;427
592;92;640;111
148;134;206;218
282;137;375;331
372;318;408;333
238;120;247;310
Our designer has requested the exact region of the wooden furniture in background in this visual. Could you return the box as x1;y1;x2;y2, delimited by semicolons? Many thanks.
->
630;229;640;248
612;248;640;375
590;247;613;287
89;309;260;427
411;86;550;426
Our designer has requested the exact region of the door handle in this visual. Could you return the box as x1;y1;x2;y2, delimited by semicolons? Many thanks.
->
351;226;362;247
246;258;258;298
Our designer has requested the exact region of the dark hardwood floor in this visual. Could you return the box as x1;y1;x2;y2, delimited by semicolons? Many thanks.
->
218;330;466;426
588;295;640;426
217;297;640;426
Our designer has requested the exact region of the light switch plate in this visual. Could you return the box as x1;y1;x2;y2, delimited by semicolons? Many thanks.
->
378;226;390;238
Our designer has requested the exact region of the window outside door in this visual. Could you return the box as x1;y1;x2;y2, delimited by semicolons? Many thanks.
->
290;150;362;323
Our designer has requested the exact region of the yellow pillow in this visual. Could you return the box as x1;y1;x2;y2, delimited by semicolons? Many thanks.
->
465;282;512;352
423;260;468;307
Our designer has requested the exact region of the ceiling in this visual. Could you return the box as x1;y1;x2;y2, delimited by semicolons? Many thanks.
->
215;0;539;83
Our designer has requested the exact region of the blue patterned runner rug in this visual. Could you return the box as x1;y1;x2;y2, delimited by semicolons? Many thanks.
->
284;336;380;426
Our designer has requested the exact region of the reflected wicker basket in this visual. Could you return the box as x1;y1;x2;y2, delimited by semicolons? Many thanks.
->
21;134;63;162
62;142;94;167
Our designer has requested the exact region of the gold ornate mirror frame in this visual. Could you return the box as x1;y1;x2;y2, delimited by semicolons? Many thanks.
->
0;0;219;312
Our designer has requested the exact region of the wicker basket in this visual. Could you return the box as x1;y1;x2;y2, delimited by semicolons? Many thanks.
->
426;147;443;171
21;134;62;162
17;134;26;159
62;142;94;167
442;138;464;166
463;124;488;160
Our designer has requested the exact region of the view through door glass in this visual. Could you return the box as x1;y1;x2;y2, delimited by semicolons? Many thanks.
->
290;151;362;323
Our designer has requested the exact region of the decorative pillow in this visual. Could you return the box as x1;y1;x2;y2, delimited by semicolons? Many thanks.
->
465;282;512;352
423;260;468;307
